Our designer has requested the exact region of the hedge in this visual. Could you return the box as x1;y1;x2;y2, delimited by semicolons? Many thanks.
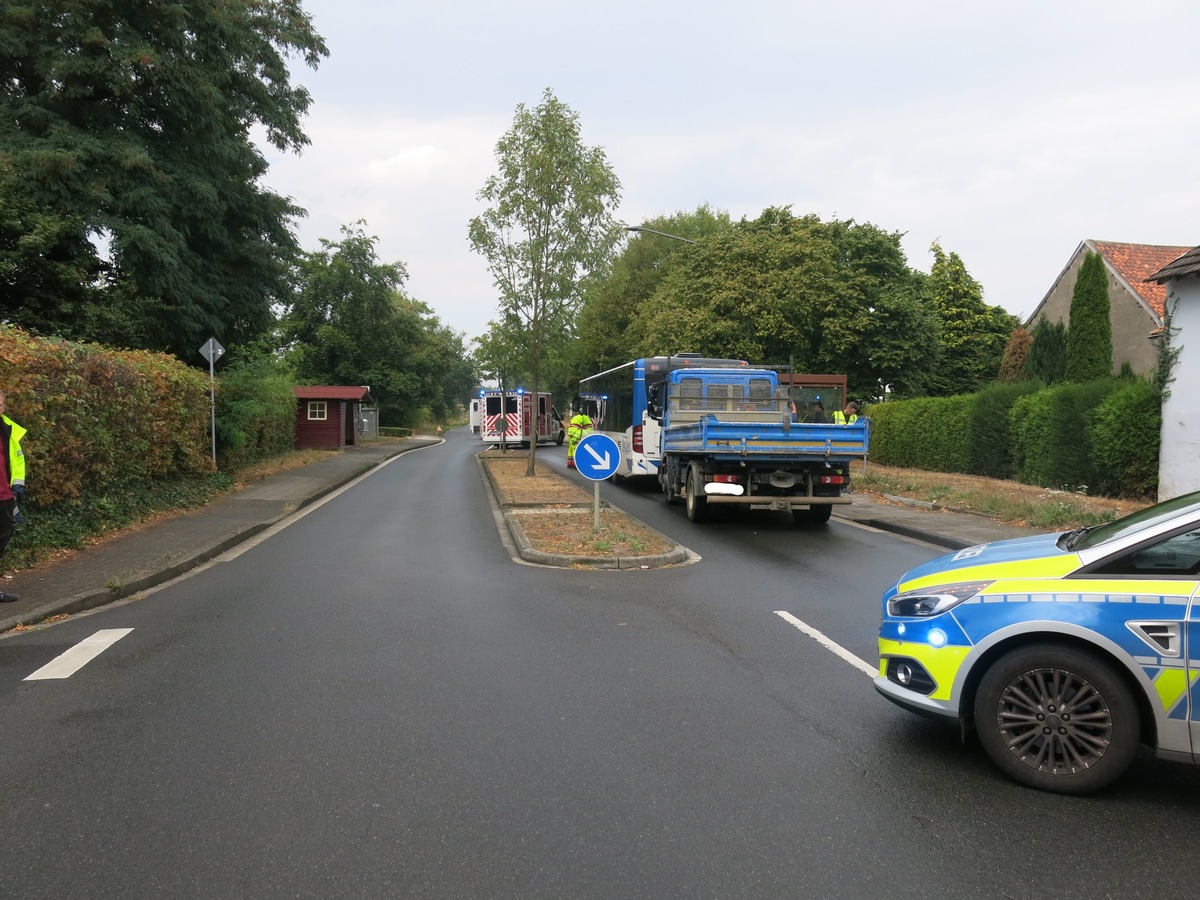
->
869;376;1159;499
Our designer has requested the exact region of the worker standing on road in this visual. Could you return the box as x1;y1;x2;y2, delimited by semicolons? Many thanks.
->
566;406;593;469
0;390;29;602
833;401;859;425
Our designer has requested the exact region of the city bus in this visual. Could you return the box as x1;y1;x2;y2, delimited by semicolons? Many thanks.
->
576;355;748;478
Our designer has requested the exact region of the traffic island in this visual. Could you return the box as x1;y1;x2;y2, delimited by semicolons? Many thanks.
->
478;450;690;569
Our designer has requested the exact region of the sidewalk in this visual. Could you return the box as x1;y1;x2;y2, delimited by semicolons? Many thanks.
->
0;438;439;634
0;441;1038;633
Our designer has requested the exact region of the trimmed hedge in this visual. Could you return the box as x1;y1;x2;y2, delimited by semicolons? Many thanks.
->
866;395;973;473
870;376;1159;498
1088;379;1160;498
1;326;211;504
966;380;1041;478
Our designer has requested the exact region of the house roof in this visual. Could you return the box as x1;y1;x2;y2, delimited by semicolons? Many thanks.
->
1147;245;1200;283
1090;240;1192;319
293;386;373;401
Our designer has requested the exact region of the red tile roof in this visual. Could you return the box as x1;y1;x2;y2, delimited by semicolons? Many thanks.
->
1147;244;1200;282
1092;240;1192;318
293;386;372;401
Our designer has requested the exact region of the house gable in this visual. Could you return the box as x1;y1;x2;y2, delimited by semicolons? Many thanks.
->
1024;240;1191;378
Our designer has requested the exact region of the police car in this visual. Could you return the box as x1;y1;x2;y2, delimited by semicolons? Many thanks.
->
876;490;1200;794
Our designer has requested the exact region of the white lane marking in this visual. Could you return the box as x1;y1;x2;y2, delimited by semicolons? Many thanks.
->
24;628;134;681
774;611;877;678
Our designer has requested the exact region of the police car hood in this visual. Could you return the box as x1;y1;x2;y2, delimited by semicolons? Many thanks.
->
897;531;1068;586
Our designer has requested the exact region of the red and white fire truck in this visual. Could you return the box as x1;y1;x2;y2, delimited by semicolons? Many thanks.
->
479;389;565;447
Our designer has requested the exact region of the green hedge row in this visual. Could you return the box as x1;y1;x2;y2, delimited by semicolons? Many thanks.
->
1;326;213;504
867;376;1159;498
0;327;300;503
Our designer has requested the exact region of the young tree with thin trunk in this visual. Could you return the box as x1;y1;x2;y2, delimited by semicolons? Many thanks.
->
468;88;622;476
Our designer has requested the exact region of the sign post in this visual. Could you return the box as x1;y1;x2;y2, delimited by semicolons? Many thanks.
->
573;433;620;529
199;337;225;468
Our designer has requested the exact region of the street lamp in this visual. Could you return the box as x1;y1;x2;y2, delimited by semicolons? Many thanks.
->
626;225;697;244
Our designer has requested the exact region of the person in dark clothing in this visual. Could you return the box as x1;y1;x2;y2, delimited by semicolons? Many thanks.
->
0;390;29;602
806;399;828;424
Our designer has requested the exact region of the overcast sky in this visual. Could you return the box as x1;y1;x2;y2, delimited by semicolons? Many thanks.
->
259;0;1200;345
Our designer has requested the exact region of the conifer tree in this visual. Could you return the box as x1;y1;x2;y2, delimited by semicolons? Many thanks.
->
1024;317;1068;384
1065;251;1113;382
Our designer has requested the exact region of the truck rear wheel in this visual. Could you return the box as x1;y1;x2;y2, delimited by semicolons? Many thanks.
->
793;504;832;525
686;467;708;522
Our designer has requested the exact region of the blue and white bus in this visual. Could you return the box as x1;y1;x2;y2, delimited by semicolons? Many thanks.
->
577;355;748;478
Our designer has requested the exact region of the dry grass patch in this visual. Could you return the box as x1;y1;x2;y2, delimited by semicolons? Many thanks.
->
852;461;1147;529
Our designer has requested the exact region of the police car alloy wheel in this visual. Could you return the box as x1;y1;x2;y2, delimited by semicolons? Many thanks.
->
972;643;1140;795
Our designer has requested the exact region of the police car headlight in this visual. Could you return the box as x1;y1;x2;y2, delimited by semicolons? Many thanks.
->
887;581;994;617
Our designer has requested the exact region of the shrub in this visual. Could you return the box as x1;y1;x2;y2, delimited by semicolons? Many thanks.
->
216;354;298;470
1088;379;1160;498
1011;379;1120;492
966;380;1041;478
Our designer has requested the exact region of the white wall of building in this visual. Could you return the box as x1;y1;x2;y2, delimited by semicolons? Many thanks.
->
1158;277;1200;500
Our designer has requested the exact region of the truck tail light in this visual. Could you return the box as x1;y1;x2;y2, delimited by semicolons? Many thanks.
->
712;474;742;484
818;475;846;485
632;426;643;453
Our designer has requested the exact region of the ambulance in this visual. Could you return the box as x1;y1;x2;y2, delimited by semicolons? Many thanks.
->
479;389;565;447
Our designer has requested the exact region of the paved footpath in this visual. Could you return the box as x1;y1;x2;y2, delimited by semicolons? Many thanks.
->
0;439;1038;633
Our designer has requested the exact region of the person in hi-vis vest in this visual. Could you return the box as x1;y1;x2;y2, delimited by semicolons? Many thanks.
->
832;401;859;425
566;409;593;469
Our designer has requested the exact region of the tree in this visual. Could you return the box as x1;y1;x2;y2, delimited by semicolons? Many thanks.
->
468;88;622;475
1065;250;1113;382
0;0;327;360
572;205;732;382
996;326;1032;382
281;224;472;428
629;208;937;400
923;243;1017;397
1024;316;1068;384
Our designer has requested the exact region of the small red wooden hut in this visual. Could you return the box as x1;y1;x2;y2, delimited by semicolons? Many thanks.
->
293;386;373;450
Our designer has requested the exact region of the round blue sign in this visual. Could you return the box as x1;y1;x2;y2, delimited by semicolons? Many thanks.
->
574;433;620;481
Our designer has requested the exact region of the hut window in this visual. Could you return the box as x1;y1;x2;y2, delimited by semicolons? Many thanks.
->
308;401;328;421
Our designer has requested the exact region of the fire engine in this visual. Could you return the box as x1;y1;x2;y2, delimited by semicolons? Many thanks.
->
479;389;565;447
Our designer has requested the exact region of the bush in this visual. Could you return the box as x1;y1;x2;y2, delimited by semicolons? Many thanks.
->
1011;379;1120;492
0;326;211;505
966;380;1041;478
867;395;972;472
216;354;298;470
1088;379;1160;498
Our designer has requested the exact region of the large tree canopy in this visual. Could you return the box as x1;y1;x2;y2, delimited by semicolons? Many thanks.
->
0;0;327;359
629;208;937;400
468;87;622;473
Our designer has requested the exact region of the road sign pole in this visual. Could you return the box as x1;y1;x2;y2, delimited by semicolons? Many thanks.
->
594;481;601;530
198;337;225;469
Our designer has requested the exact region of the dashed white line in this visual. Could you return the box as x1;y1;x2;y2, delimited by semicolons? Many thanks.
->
774;611;877;678
24;628;134;681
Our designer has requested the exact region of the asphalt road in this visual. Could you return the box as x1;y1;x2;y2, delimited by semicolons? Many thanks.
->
2;428;1200;899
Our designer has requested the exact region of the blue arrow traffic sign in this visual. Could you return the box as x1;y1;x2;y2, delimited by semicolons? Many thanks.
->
574;433;620;481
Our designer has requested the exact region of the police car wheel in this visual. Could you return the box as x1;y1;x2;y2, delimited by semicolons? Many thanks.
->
973;644;1139;795
556;430;564;446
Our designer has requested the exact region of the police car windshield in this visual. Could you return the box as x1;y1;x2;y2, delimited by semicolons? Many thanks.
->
1072;490;1200;551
